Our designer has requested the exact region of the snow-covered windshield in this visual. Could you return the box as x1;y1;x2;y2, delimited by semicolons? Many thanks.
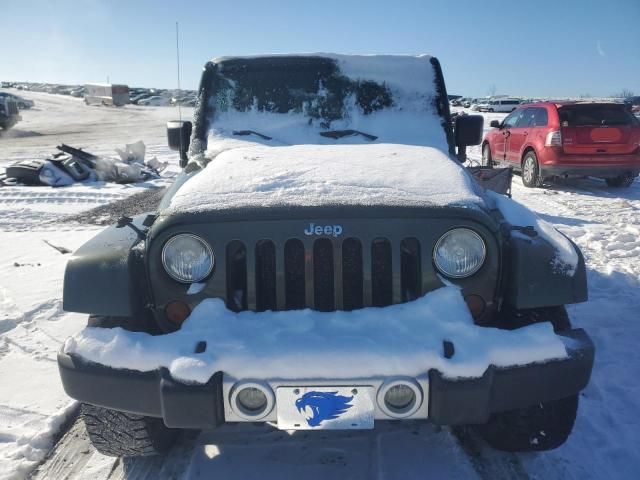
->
200;54;450;158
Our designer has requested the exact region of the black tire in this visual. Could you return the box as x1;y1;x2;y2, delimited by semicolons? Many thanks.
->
476;306;578;452
521;150;543;188
81;403;178;457
488;108;494;112
605;174;635;188
476;394;579;452
482;143;493;167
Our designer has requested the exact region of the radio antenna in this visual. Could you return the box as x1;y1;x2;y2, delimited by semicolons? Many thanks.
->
175;21;182;123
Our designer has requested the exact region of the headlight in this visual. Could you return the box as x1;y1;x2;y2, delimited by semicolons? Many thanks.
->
433;228;486;278
162;234;214;283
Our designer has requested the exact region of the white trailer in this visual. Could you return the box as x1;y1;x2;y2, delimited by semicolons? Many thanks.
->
84;83;129;106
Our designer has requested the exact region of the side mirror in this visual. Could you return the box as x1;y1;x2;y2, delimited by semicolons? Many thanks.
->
167;120;192;168
454;115;484;162
490;120;501;128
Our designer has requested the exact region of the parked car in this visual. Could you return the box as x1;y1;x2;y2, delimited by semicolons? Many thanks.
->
482;102;640;187
479;98;521;113
0;95;21;130
138;95;170;106
0;92;34;109
58;54;593;458
624;96;640;115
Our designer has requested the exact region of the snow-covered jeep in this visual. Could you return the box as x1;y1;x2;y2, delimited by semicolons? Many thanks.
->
58;55;594;457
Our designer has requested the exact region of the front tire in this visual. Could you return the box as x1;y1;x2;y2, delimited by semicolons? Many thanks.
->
476;395;579;452
522;151;543;188
81;403;178;457
605;174;635;188
476;305;578;451
482;143;493;167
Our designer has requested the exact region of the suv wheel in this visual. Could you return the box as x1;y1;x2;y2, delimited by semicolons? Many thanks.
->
522;151;543;188
475;306;579;451
605;174;636;188
81;403;178;457
482;143;493;167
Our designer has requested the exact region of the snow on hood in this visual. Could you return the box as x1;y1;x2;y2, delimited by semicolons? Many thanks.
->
63;286;568;384
168;144;484;214
487;191;579;275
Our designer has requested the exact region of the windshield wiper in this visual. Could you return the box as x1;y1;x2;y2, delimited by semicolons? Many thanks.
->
232;130;272;140
320;129;378;141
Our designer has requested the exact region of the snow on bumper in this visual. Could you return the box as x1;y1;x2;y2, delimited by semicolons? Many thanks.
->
63;287;569;383
58;287;594;427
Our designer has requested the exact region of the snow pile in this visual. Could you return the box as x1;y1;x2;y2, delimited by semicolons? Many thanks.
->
64;287;567;384
169;144;483;213
487;191;579;274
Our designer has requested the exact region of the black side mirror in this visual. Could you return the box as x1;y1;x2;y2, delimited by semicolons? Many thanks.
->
454;115;484;162
490;120;501;128
167;120;192;168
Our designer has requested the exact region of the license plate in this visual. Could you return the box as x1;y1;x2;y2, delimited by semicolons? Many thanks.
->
276;386;375;430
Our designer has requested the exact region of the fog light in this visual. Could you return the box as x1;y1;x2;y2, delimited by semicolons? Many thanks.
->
230;382;274;420
377;379;422;418
385;384;415;410
237;387;267;412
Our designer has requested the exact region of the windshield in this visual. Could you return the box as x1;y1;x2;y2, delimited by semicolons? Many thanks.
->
198;55;449;156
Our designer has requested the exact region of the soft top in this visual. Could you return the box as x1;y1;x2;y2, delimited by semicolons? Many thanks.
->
168;143;483;214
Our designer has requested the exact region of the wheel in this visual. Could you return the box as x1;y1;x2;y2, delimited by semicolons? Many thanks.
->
81;403;178;457
605;174;635;188
522;151;543;187
476;394;579;452
476;306;578;451
482;143;493;167
488;108;494;112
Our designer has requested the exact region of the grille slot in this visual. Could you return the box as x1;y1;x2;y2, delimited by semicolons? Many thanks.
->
284;239;305;310
371;238;393;307
313;239;335;312
225;241;247;312
226;236;422;312
255;240;276;312
342;238;363;311
401;238;421;302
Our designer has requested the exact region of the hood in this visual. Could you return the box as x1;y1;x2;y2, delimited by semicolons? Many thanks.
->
165;144;484;215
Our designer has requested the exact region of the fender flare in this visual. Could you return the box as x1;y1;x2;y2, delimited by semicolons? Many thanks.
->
63;215;150;317
504;233;587;310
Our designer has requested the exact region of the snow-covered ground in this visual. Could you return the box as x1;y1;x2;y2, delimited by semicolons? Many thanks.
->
1;92;639;479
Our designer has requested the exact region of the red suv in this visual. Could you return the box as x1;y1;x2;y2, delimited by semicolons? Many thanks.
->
482;102;640;188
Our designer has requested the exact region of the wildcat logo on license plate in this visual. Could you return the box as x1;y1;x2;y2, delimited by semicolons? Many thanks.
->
276;386;375;430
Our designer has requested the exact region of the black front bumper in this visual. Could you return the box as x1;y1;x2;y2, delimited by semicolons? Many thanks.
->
58;329;594;428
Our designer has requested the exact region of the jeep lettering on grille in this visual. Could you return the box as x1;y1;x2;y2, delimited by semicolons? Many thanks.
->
304;223;343;237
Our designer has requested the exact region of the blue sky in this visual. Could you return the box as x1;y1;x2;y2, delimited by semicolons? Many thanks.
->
3;0;639;97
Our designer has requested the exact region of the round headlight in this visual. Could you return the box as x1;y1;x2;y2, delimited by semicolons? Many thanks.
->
433;228;486;278
162;234;214;283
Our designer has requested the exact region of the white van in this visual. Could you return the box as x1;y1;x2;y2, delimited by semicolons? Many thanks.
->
479;98;521;113
84;84;130;106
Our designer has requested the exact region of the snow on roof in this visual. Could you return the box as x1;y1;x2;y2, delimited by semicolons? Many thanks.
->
63;286;568;384
168;144;483;214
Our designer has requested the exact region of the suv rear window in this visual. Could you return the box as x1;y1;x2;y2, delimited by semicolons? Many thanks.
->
559;104;637;127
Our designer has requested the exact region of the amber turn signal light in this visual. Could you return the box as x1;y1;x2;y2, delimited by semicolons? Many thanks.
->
165;300;191;326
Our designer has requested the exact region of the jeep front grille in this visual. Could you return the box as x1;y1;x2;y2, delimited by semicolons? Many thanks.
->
224;237;422;312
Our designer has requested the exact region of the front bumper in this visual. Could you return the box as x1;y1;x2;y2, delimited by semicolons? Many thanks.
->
58;329;594;428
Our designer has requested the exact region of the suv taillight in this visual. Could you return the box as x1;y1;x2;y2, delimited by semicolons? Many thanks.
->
545;130;562;147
